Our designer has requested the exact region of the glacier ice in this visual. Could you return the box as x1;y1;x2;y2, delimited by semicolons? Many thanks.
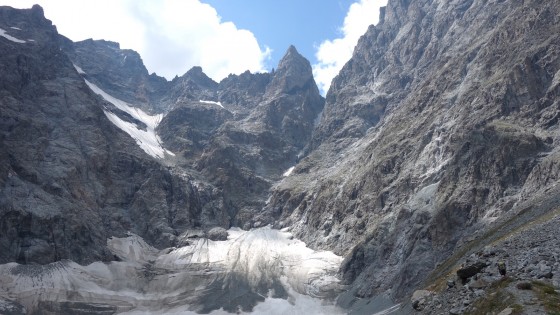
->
0;227;345;314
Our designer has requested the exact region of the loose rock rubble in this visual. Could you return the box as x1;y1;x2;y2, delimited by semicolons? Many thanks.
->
416;214;560;314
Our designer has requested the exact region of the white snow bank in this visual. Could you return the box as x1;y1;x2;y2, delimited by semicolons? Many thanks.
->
84;80;174;159
199;99;224;108
283;166;295;177
73;63;86;74
0;28;25;43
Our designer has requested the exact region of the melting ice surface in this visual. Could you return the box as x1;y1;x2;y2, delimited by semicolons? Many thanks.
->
0;227;345;314
84;80;174;159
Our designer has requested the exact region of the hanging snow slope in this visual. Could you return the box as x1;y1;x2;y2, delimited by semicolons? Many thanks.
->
84;79;174;159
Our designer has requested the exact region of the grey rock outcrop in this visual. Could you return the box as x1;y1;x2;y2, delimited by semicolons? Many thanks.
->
206;226;228;241
457;261;488;283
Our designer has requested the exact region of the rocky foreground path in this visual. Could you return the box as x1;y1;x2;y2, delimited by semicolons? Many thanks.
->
413;213;560;315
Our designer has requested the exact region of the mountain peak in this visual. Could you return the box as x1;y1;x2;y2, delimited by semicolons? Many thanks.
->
177;66;218;90
277;45;306;72
268;45;316;94
31;4;44;16
286;44;298;54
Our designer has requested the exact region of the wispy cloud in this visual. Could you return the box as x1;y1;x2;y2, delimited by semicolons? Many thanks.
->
2;0;271;81
312;0;388;95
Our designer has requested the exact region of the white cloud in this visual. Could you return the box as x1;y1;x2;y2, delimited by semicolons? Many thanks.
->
2;0;271;81
312;0;388;95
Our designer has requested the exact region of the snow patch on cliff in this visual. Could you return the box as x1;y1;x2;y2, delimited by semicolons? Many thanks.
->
283;166;295;177
0;27;26;43
199;99;224;108
73;63;86;74
84;80;174;159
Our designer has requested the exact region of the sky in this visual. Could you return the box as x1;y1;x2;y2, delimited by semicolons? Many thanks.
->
1;0;387;94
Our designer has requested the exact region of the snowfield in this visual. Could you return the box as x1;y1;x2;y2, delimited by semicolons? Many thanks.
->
0;27;26;43
199;100;224;108
0;227;345;314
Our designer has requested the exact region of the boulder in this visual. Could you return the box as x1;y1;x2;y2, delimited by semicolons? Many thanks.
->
207;227;229;241
411;289;432;311
457;262;488;282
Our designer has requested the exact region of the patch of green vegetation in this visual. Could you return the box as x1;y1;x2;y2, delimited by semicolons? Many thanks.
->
464;289;523;315
531;281;560;315
463;278;521;315
489;120;523;133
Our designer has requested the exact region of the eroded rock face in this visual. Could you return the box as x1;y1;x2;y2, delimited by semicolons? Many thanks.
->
163;46;324;228
63;38;170;114
267;0;560;300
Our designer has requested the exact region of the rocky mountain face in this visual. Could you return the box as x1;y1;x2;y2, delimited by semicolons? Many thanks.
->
0;5;323;268
0;5;226;266
1;0;560;314
266;0;560;305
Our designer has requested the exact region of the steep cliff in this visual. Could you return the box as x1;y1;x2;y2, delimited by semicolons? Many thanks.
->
267;0;560;301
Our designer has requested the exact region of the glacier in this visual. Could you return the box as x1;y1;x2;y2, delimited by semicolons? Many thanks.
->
0;227;346;314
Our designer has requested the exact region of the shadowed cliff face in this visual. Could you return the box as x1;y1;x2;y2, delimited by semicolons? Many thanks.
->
267;0;560;299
